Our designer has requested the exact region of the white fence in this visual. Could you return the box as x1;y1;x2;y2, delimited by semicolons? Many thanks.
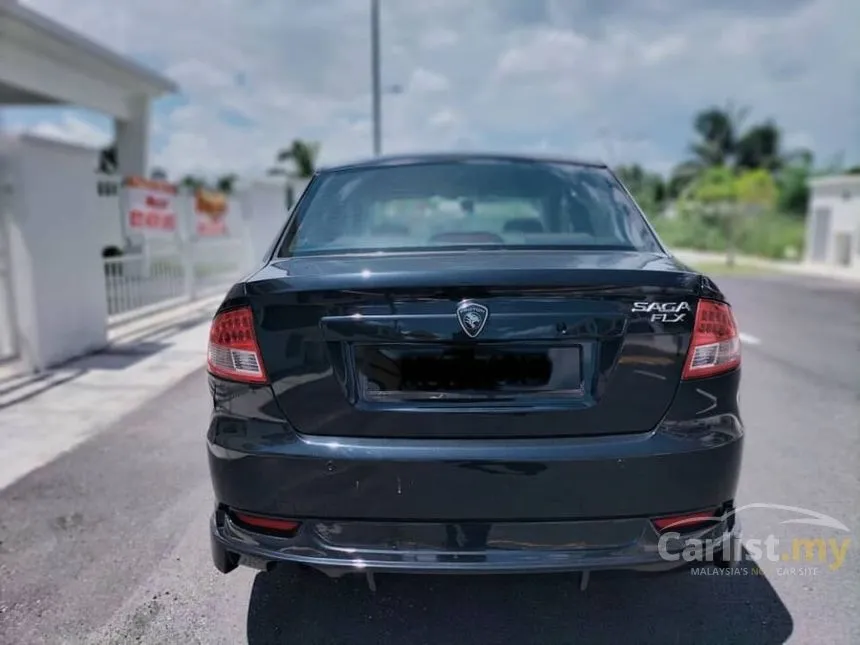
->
0;134;297;375
95;176;285;325
104;236;253;324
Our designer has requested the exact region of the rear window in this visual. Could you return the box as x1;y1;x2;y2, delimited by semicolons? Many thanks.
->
276;159;663;257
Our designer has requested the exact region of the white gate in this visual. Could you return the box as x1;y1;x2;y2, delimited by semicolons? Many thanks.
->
0;208;18;362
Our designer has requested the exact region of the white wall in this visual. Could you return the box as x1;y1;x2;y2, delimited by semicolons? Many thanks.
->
3;134;108;371
806;177;860;268
236;179;292;267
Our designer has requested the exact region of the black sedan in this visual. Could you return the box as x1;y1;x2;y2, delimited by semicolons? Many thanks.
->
206;153;744;588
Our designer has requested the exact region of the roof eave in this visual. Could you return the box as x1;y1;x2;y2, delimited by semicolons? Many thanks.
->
0;1;178;95
809;174;860;190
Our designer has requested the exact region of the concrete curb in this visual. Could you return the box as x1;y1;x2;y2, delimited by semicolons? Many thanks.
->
0;292;223;391
672;249;860;283
0;303;219;492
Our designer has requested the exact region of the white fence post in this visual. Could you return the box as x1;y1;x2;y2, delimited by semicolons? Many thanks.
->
179;190;196;302
101;183;255;325
183;235;196;302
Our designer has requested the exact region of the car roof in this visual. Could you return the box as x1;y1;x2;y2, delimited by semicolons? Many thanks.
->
319;152;609;174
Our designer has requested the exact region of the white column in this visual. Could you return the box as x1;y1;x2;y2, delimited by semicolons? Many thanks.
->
4;135;108;372
115;95;150;177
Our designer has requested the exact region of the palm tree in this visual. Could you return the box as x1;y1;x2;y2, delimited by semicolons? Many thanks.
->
735;121;783;172
677;102;807;178
180;175;207;191
269;139;320;208
215;173;238;194
687;103;749;169
668;102;809;205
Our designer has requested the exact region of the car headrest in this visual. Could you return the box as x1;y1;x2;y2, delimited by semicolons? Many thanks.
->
371;223;411;236
430;231;505;244
503;218;545;234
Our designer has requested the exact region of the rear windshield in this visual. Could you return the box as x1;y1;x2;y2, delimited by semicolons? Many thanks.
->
276;159;663;257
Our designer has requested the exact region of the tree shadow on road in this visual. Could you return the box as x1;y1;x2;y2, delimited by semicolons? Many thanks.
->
246;554;792;645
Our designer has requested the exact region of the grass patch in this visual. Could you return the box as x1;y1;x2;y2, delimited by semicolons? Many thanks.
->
691;261;779;277
652;210;805;260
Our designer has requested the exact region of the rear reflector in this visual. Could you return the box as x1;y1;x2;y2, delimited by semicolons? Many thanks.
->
652;510;719;532
232;511;301;535
682;298;741;380
207;306;268;384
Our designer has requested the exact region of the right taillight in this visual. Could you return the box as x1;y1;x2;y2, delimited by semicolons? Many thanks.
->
682;298;741;380
207;306;268;384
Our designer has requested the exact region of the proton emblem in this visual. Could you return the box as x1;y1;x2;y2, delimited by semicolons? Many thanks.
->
456;301;489;338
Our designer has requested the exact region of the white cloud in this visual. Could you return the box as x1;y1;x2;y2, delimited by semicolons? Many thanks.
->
163;59;235;94
408;68;451;94
419;28;458;50
785;131;816;151
428;108;459;127
13;0;860;179
496;30;590;77
7;114;112;148
640;34;688;66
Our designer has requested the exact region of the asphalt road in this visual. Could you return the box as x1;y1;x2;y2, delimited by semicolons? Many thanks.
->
1;272;858;645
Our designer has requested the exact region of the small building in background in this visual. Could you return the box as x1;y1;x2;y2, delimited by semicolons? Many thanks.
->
805;174;860;271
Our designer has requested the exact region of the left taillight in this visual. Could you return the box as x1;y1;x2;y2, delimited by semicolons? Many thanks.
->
681;298;741;380
207;306;268;384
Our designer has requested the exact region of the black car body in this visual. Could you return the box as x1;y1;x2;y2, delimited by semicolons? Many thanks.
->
206;153;744;579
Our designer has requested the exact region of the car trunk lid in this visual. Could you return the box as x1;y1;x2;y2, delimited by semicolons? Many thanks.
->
247;250;703;438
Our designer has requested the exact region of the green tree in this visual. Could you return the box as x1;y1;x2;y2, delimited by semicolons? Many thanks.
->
274;140;320;179
215;173;238;194
180;175;207;191
687;167;777;266
689;166;738;203
666;161;700;199
735;121;783;172
268;139;320;208
688;103;749;168
614;164;667;214
736;168;778;209
777;150;814;216
670;103;796;187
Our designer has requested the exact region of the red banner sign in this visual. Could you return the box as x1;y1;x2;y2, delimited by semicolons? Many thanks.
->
124;177;178;235
195;188;229;237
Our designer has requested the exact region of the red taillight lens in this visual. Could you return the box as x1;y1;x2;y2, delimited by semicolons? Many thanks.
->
207;306;267;384
652;510;719;532
232;511;300;535
682;298;741;380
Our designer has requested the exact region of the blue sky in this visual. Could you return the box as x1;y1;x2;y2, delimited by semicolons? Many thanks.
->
6;0;859;179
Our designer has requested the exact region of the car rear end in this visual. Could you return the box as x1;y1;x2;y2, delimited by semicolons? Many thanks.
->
206;155;744;576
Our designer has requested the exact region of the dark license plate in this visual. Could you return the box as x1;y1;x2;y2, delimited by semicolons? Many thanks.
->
354;344;582;400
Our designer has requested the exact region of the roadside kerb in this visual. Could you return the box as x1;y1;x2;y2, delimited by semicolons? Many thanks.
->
0;296;222;491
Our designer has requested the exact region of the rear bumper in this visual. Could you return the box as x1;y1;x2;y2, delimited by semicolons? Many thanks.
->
208;419;743;574
210;506;738;575
208;368;744;574
208;415;743;523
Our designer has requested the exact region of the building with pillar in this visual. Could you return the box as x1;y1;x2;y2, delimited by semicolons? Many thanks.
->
0;0;177;175
0;0;178;372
